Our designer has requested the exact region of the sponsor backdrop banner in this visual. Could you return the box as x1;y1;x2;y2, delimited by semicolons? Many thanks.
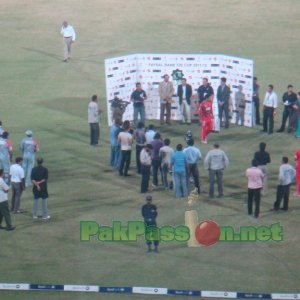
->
105;54;253;127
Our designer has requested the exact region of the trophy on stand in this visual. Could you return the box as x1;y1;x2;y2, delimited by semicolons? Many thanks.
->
187;188;200;206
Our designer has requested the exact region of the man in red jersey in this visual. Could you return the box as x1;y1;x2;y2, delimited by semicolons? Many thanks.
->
294;149;300;196
198;94;214;144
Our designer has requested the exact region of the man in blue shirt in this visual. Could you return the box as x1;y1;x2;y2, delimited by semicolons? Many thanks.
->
131;83;147;128
183;139;202;194
109;120;122;169
171;144;188;198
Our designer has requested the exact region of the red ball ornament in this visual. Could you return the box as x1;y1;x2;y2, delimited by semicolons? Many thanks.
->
195;220;220;246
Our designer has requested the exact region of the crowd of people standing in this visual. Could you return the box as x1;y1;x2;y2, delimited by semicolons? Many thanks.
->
105;74;300;221
0;125;49;232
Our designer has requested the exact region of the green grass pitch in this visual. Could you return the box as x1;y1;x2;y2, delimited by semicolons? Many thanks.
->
1;0;300;299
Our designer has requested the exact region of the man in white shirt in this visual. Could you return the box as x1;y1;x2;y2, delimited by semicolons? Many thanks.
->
88;95;102;146
145;124;156;144
262;84;278;134
271;156;296;212
117;121;133;176
9;157;25;213
140;144;153;193
60;21;76;62
0;169;15;231
159;138;174;190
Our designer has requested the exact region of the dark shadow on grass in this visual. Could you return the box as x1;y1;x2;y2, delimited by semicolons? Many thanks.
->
102;169;114;173
204;198;245;213
21;47;62;61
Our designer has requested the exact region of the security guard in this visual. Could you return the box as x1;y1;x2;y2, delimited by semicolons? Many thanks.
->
141;195;159;253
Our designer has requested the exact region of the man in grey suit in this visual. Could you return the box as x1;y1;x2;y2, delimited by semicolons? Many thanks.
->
159;74;174;125
217;77;231;128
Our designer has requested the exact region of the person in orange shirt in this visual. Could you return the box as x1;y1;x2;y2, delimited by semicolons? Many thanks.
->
198;94;214;144
294;149;300;196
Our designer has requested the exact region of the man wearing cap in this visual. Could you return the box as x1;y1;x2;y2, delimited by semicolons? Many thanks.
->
141;195;159;253
159;74;174;125
60;21;76;62
20;130;39;187
31;157;50;220
204;142;229;198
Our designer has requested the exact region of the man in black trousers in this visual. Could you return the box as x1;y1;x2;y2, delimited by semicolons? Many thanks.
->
177;78;192;124
117;121;133;176
0;169;15;231
276;85;297;133
271;157;295;212
253;77;261;125
254;142;271;196
141;195;159;253
262;84;278;134
217;77;231;128
140;144;152;193
245;160;264;218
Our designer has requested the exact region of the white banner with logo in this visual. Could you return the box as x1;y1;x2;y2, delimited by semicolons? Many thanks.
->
105;54;253;126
